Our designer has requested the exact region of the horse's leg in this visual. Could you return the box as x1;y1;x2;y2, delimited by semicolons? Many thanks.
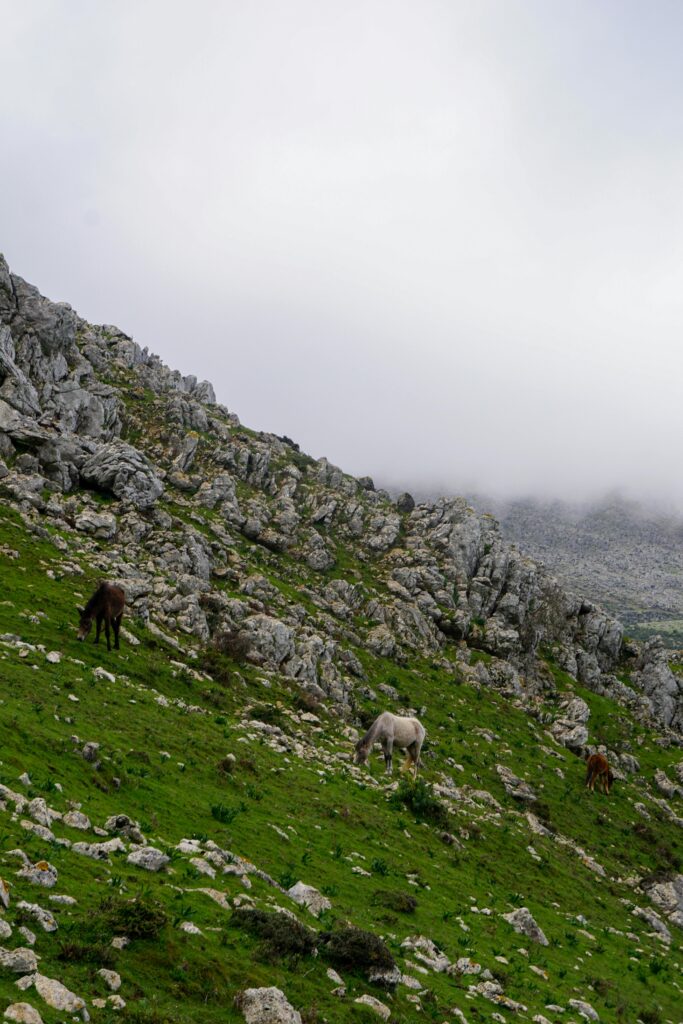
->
383;737;393;775
403;742;417;777
95;615;102;644
104;615;111;652
413;737;423;778
113;614;121;651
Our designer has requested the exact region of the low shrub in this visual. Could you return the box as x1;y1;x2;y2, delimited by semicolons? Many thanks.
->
211;802;242;824
213;628;250;662
371;890;418;914
102;895;168;939
319;926;395;975
389;778;450;828
230;907;316;961
57;940;116;967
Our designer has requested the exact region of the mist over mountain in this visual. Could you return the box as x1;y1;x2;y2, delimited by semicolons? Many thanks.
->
404;487;683;648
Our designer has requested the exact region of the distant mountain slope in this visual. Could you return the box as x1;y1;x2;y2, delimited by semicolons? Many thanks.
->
1;252;683;1023
484;496;683;647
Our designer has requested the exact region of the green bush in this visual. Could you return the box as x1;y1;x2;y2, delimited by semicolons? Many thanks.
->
390;777;450;828
230;907;316;961
320;926;395;975
371;889;417;914
102;895;168;939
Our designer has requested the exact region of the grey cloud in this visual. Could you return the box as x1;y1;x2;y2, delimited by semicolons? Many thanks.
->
1;1;683;504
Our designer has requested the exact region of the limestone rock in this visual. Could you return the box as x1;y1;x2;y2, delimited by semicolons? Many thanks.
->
238;986;302;1024
354;995;390;1020
127;847;169;872
286;882;331;917
97;969;121;991
501;907;548;946
80;441;163;509
16;903;57;932
0;947;38;973
3;1004;43;1024
32;974;86;1016
569;998;599;1021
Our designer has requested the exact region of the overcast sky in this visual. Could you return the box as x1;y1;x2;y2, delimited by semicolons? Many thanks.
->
2;1;683;505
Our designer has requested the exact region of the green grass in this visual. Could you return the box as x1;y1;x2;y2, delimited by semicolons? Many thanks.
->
0;501;681;1024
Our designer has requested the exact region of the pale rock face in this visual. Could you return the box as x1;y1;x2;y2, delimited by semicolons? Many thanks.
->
400;935;451;972
353;994;391;1020
239;986;302;1024
496;765;537;802
0;947;38;973
3;1003;43;1024
642;873;683;929
97;969;121;991
568;998;600;1021
74;509;117;539
16;902;57;932
127;847;169;872
62;811;91;831
80;441;164;509
72;838;126;861
17;862;58;888
632;638;683;729
32;974;86;1016
501;907;549;946
286;882;331;918
240;615;295;668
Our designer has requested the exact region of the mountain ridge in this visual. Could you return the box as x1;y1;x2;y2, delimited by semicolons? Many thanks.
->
0;253;682;1023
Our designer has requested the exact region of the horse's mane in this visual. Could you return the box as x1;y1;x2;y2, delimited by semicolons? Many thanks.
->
82;582;107;617
357;717;382;751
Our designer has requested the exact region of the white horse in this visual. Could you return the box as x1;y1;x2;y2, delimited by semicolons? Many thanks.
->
354;712;426;777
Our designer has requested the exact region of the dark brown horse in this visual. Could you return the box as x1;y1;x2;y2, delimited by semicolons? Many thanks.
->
585;753;614;795
77;583;125;652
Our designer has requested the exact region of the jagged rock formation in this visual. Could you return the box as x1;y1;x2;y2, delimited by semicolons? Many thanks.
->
0;253;682;733
483;494;683;646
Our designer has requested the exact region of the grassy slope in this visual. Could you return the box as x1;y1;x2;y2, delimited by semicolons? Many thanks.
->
0;501;682;1024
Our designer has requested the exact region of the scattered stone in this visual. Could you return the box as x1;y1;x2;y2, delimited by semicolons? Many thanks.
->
127;847;169;872
496;764;537;802
16;903;57;933
238;986;302;1024
3;1004;43;1024
353;994;390;1020
569;998;599;1021
178;921;202;934
501;907;549;946
72;838;126;861
32;973;87;1017
0;947;38;973
286;881;331;917
17;862;57;889
97;969;121;992
401;935;450;972
62;811;91;831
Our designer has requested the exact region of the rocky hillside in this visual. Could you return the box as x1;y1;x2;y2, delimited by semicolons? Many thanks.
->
483;496;683;649
0;254;682;1024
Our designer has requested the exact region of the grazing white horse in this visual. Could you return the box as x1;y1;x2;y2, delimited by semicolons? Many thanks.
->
354;712;426;777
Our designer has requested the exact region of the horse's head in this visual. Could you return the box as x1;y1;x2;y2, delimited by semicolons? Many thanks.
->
76;606;92;641
607;770;615;792
354;739;369;765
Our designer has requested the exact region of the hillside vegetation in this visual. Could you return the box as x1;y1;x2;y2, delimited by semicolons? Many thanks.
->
0;255;682;1024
